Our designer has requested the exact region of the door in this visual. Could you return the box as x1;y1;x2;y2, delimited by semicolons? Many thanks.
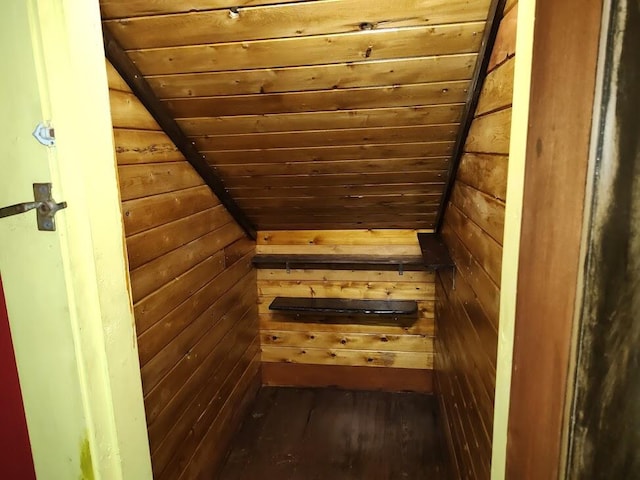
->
0;277;36;480
0;1;152;478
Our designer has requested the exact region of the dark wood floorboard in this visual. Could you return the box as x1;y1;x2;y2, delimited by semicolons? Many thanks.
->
217;387;448;480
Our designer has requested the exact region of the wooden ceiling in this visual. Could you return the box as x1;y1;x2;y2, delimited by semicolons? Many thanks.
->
101;0;491;230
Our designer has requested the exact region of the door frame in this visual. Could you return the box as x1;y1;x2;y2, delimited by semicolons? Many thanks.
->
0;1;152;478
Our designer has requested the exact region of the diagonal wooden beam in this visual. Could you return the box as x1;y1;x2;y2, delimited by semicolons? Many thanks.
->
434;0;507;231
102;27;257;240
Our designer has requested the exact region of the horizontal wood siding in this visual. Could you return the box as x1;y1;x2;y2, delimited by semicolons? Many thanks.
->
257;230;435;391
436;3;517;479
101;1;493;230
107;61;259;480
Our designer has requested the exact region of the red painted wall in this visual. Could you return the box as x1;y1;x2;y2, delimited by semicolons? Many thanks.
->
0;276;36;479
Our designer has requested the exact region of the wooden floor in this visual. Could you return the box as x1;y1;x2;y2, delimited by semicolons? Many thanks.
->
217;387;448;479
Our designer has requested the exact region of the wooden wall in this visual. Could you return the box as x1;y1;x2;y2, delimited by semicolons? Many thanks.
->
435;2;517;478
257;230;434;392
107;61;260;479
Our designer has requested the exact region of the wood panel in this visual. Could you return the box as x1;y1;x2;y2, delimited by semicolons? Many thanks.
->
506;0;603;477
107;61;259;480
127;23;484;76
178;104;464;136
102;0;493;231
150;54;476;98
257;230;435;390
165;81;470;118
104;0;491;49
194;124;457;151
436;4;516;478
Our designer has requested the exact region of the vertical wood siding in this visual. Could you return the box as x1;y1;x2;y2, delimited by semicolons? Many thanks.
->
107;61;260;480
436;2;517;478
257;230;435;391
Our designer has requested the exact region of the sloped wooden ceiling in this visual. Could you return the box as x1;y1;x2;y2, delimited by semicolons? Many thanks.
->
101;0;491;230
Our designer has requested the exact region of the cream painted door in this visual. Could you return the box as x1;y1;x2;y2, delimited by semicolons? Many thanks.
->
0;1;152;478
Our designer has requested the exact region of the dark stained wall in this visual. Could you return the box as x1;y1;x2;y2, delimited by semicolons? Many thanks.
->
435;2;517;478
107;61;260;479
567;1;640;477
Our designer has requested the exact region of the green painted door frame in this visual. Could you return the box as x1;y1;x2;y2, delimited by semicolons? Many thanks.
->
0;1;152;478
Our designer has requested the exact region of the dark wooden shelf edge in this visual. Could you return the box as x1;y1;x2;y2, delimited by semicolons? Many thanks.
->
417;233;455;270
269;297;418;326
252;254;426;272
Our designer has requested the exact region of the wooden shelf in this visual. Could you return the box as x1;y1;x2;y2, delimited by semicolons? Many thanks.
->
417;233;455;270
268;297;419;326
252;254;426;272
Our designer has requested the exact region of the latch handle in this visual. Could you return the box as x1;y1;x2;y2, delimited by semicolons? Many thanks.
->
0;183;67;231
0;201;42;218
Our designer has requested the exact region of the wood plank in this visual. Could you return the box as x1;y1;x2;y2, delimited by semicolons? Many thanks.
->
261;330;433;353
106;59;131;91
257;229;427;246
172;353;261;480
105;29;256;238
434;0;506;231
136;250;253;367
255;244;423;257
456;153;508;201
113;129;184;165
444;204;502;287
193;124;458;151
230;183;446;199
118;162;203;201
105;0;491;49
154;337;260;479
261;364;433;392
121;185;217;236
226;170;444;189
129;222;244;302
260;311;434;337
441;223;500;328
256;220;436;230
257;280;432;300
450;182;505;245
127;23;485;76
177;105;464;136
247;205;434;218
257;268;434;283
142;274;256;414
133;252;226;334
166;81;470;117
148;54;476;98
475;57;515;116
269;297;418;316
109;89;161;130
100;0;314;19
224;237;255;267
464;107;512;154
488;3;518;70
237;194;441;210
261;346;433;369
206;142;454;164
417;233;455;269
126;206;232;269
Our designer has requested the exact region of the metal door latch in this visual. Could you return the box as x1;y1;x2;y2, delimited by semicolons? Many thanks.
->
0;183;67;231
